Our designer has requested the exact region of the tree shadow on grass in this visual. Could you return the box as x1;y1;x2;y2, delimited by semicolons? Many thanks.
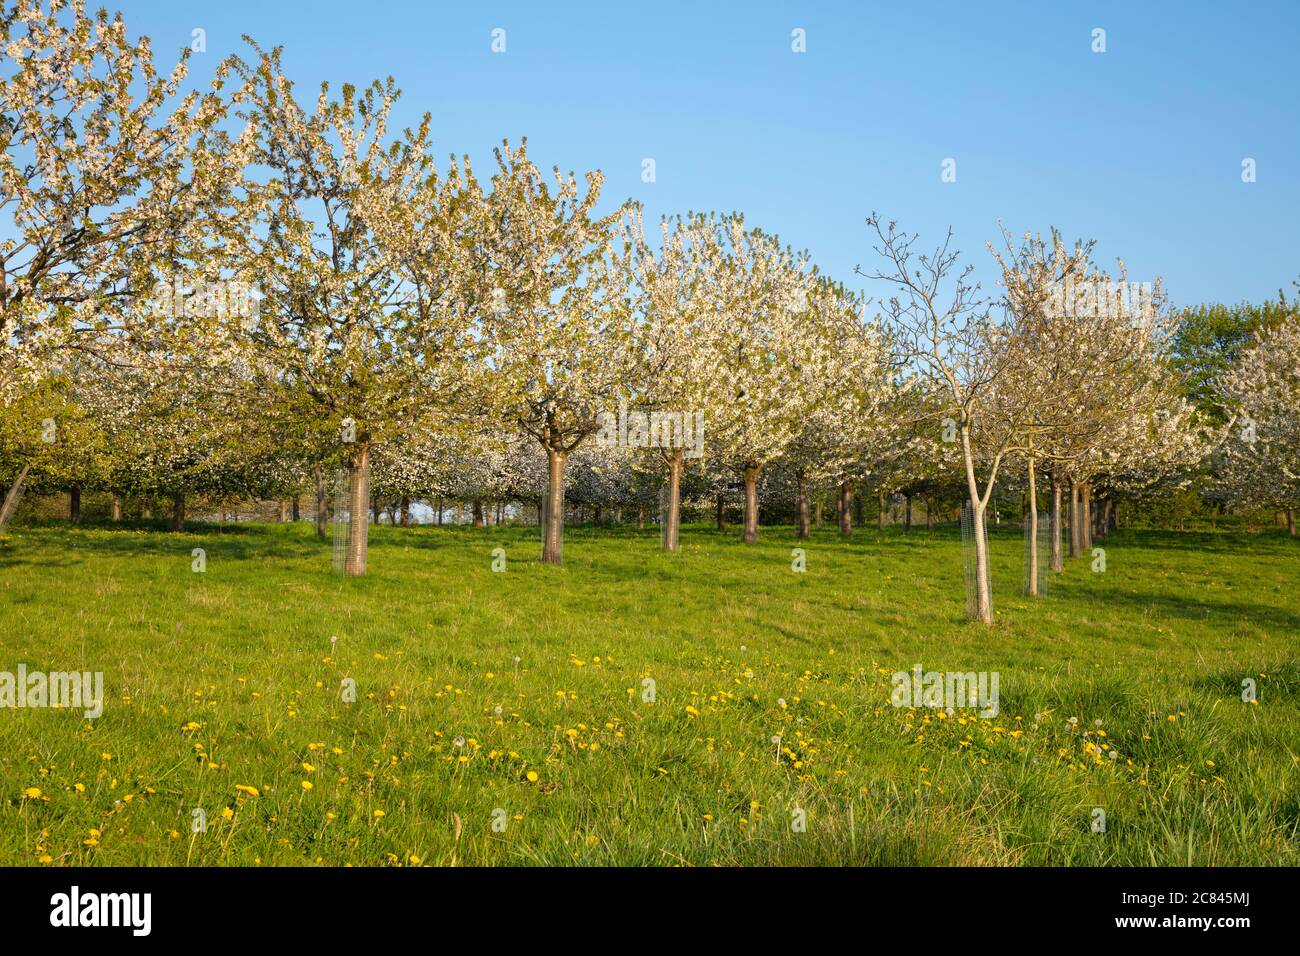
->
0;521;323;564
1094;585;1300;634
1194;658;1300;701
1105;528;1300;556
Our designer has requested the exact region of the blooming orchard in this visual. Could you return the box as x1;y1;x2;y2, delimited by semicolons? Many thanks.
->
3;0;1290;629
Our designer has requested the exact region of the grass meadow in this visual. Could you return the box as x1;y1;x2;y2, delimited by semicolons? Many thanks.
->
1;520;1296;866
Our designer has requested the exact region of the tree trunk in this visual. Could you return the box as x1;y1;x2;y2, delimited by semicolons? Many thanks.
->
854;490;863;527
814;496;823;529
878;490;886;530
69;486;81;524
1287;508;1296;537
541;449;566;564
663;449;683;551
838;479;852;535
292;496;301;522
278;499;289;522
716;494;725;531
637;506;645;530
170;492;185;533
111;494;122;522
593;504;603;527
0;463;31;529
960;428;993;625
742;465;761;544
795;472;810;539
904;493;912;532
1081;483;1093;550
926;497;935;530
473;500;485;528
971;501;992;623
1069;480;1082;558
344;446;371;576
1050;476;1063;573
435;498;443;525
1027;456;1040;597
400;497;411;527
314;464;328;538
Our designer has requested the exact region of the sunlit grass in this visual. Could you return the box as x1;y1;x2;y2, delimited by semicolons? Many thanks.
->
1;519;1296;865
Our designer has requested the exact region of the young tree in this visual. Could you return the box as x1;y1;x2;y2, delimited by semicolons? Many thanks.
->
471;139;633;564
986;226;1093;593
1;0;244;506
214;45;476;574
1216;313;1300;532
693;214;822;544
619;210;716;550
1017;261;1187;565
861;215;1018;624
780;277;894;539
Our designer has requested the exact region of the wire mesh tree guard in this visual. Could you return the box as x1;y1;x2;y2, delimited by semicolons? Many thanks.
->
961;501;991;619
331;465;369;574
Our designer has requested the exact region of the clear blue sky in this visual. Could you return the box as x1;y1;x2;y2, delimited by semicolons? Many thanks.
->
125;0;1298;310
